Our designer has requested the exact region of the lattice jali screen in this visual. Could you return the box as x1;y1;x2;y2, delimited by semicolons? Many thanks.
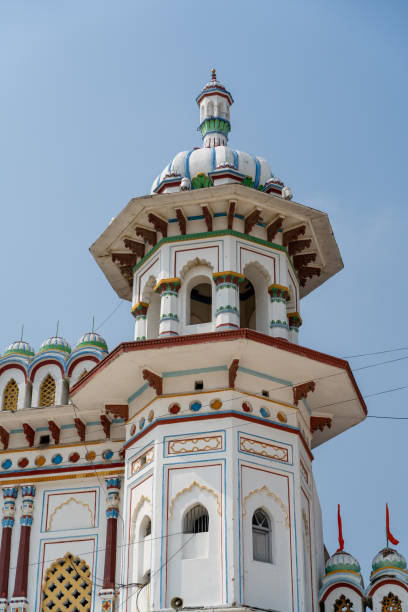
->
334;594;354;611
382;593;402;612
39;374;56;407
42;552;92;612
2;379;18;411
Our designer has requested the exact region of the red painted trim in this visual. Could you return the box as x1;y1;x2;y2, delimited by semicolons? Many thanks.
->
70;329;367;416
0;525;12;598
321;581;363;601
0;363;27;383
103;517;118;589
368;578;408;596
124;411;314;461
0;461;124;480
67;355;99;378
13;524;31;597
29;359;65;382
196;91;233;105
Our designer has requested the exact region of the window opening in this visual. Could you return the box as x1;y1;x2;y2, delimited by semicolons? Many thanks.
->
39;374;56;407
190;282;212;324
262;390;269;398
39;435;51;446
334;594;354;611
144;519;151;537
382;593;402;612
42;552;91;612
252;508;271;563
194;380;204;390
2;379;18;412
183;504;209;533
239;279;256;329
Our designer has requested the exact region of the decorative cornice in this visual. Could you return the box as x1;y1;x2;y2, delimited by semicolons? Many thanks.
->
74;418;85;442
48;421;60;445
142;369;162;395
212;271;245;287
105;404;128;420
229;359;239;388
268;283;290;301
22;424;34;448
293;381;315;406
310;416;332;433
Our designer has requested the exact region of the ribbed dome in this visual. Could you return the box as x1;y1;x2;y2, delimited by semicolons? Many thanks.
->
39;336;71;355
4;340;34;358
151;147;283;194
372;548;407;573
326;551;361;575
74;332;108;352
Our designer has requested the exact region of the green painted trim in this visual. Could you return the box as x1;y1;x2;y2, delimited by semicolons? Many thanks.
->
76;340;108;351
132;229;299;280
4;349;34;357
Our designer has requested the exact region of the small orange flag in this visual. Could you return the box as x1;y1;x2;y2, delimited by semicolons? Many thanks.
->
336;504;344;552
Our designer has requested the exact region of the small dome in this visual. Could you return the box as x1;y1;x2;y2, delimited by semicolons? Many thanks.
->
4;340;35;358
372;548;407;573
39;336;71;355
75;332;108;352
326;551;361;575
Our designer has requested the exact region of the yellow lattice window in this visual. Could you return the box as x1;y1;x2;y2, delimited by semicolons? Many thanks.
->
382;593;402;612
2;379;18;412
334;594;354;611
39;374;56;407
42;552;92;612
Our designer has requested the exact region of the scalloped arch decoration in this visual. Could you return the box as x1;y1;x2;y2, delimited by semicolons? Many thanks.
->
141;275;158;303
131;495;152;529
242;485;289;528
169;481;221;519
180;257;214;279
47;497;94;531
243;260;272;284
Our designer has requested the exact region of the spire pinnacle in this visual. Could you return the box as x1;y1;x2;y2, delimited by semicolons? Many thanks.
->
211;68;216;81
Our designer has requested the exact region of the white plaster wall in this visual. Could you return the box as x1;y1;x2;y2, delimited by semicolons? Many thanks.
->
31;363;65;407
0;368;28;411
70;359;98;386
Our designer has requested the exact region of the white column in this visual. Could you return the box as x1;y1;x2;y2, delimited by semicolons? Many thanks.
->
132;302;149;341
267;284;289;340
155;278;181;338
213;272;244;330
288;312;302;344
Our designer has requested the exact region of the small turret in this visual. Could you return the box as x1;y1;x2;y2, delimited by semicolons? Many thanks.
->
196;69;234;147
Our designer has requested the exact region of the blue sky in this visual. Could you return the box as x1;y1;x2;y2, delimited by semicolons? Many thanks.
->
0;0;407;583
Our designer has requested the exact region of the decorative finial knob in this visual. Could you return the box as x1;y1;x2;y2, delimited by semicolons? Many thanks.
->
211;68;216;81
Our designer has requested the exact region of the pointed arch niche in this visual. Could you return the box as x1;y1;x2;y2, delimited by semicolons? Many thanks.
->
180;262;215;334
129;496;152;592
241;261;271;333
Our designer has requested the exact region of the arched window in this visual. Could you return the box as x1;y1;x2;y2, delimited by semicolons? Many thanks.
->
189;282;212;324
334;595;354;611
252;508;271;563
239;278;256;329
42;552;91;612
39;374;56;407
143;517;151;537
382;593;402;612
183;504;209;533
2;379;18;412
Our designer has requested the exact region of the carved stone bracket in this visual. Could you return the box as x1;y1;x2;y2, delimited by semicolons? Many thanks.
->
111;252;137;267
175;208;187;235
135;226;157;246
293;381;315;406
143;369;163;395
48;420;60;445
23;423;35;447
202;205;213;232
267;215;284;243
297;266;321;280
293;253;316;269
74;418;86;442
100;414;111;439
227;201;236;230
0;426;9;450
229;359;239;388
288;239;312;256
148;213;167;237
105;404;129;420
310;416;332;433
123;238;145;258
244;209;262;235
283;225;306;246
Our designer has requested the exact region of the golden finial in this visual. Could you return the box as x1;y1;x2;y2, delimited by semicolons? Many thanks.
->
211;68;216;81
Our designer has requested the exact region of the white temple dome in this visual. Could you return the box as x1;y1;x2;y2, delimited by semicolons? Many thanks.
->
74;332;108;352
151;70;292;199
371;548;407;575
325;550;361;575
39;336;71;355
4;340;35;358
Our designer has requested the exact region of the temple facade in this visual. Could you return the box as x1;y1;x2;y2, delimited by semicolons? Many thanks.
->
0;71;405;612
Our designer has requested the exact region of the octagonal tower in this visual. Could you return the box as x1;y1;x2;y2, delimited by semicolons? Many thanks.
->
73;72;367;612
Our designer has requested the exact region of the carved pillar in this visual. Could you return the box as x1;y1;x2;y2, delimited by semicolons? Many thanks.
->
213;271;244;330
267;284;290;340
99;477;121;612
10;485;36;612
0;487;18;612
131;302;149;341
288;312;302;344
155;278;181;337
